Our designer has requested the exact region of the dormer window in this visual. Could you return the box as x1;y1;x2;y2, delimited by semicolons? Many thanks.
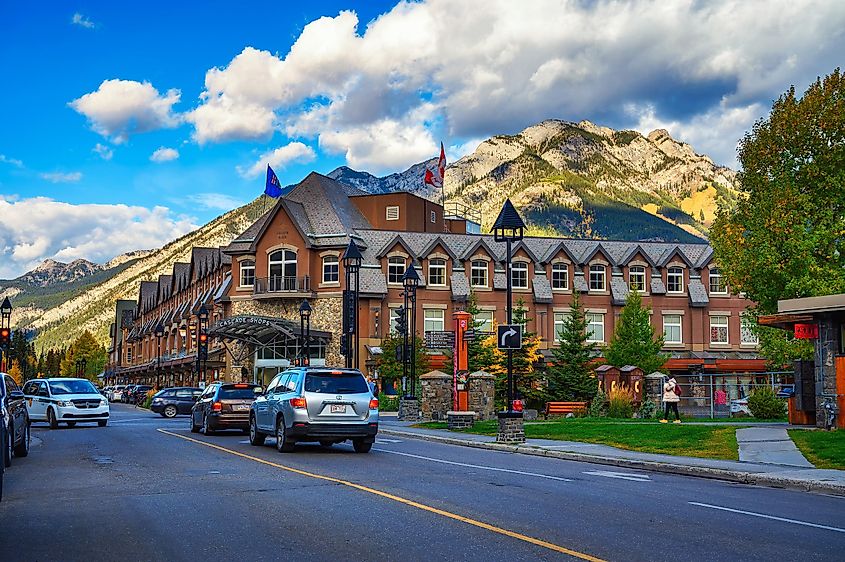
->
667;267;684;293
470;260;488;288
388;256;405;284
239;259;255;288
512;262;529;289
709;268;727;294
428;258;447;286
386;206;400;221
629;265;646;292
589;264;606;291
551;263;568;290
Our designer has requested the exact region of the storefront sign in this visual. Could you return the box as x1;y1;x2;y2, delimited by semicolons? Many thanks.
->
794;323;818;339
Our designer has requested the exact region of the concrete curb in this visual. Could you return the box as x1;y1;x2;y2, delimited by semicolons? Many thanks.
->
379;428;845;497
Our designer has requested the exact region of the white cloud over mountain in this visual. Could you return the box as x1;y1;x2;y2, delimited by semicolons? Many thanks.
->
237;142;317;178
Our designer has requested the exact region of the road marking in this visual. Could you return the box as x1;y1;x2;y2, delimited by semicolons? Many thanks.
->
157;429;601;561
376;438;403;443
375;448;573;482
689;502;845;533
583;470;650;482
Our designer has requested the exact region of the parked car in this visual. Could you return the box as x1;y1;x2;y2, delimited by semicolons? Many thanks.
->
151;387;201;418
130;385;153;405
101;386;111;397
122;384;138;403
190;383;262;434
23;378;109;428
249;367;378;453
2;373;30;468
110;385;126;402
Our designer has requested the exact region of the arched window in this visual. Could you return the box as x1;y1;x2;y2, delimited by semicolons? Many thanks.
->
269;250;297;291
322;255;339;284
629;265;646;292
239;259;255;287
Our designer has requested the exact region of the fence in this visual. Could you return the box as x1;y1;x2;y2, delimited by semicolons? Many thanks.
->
672;371;792;418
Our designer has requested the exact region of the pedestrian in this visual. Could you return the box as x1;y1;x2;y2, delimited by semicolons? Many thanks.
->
661;377;682;423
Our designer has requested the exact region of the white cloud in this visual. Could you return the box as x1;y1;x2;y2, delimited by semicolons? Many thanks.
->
93;143;113;160
71;13;95;29
69;79;181;143
40;172;83;183
0;154;23;167
150;147;179;162
183;193;244;211
0;196;197;279
237;142;316;178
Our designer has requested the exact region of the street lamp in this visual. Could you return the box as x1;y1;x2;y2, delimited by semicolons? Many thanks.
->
342;239;363;369
197;305;209;386
402;263;420;398
492;198;525;415
299;300;312;367
0;296;11;372
155;323;164;389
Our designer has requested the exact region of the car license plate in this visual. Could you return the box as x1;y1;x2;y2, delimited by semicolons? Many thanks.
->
330;404;346;414
233;404;250;411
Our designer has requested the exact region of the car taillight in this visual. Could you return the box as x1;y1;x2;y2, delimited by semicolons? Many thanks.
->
212;401;222;412
369;398;378;410
290;397;307;409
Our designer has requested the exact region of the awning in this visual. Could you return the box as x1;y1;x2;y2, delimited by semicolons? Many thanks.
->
207;314;331;348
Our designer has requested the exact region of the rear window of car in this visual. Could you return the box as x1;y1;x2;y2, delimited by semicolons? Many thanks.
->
49;380;99;395
304;372;369;394
218;385;260;399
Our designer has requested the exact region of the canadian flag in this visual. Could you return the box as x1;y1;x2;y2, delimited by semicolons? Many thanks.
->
424;142;446;188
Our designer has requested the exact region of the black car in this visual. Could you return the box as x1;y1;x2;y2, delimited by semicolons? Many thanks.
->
130;385;153;405
191;382;262;434
2;373;30;469
122;384;138;403
150;387;201;418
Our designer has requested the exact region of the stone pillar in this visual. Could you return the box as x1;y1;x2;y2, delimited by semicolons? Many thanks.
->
447;411;476;430
645;372;665;409
496;412;525;444
419;370;452;421
468;371;496;421
397;397;420;421
814;314;838;428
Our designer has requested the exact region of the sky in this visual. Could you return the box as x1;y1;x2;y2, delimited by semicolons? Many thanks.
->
1;0;843;279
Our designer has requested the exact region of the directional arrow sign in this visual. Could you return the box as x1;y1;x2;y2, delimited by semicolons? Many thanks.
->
497;324;522;350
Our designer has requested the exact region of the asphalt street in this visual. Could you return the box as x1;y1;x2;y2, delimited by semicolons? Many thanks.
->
1;404;844;561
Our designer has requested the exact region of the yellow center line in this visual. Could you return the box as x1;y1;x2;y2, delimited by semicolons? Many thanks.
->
157;428;604;561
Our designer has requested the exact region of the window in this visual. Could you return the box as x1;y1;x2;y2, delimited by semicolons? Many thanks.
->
239;259;255;287
428;258;447;287
663;314;683;344
589;265;606;291
322;255;339;284
741;318;759;345
474;311;494;333
431;210;437;223
512;262;529;289
709;268;727;294
586;313;604;343
269;250;297;290
551;263;568;290
388;257;405;284
553;312;569;343
629;266;646;292
667;267;684;293
386;205;400;221
470;260;488;287
710;315;729;344
424;309;445;333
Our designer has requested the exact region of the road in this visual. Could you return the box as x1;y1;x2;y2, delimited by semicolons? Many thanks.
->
1;404;844;561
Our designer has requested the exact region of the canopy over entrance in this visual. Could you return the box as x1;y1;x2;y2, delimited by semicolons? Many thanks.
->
207;314;331;348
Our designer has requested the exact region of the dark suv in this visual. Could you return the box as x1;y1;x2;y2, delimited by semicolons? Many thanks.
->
2;373;30;469
151;387;201;417
190;383;262;434
249;367;378;453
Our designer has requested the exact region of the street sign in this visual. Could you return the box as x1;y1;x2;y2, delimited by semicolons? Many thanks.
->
794;323;818;339
425;330;455;349
497;324;522;350
342;290;355;334
463;329;476;342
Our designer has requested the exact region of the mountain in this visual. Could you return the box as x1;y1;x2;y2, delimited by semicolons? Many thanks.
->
330;120;738;242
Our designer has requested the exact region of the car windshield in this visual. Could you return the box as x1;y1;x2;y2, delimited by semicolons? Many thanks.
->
218;385;260;399
49;380;99;395
304;372;369;394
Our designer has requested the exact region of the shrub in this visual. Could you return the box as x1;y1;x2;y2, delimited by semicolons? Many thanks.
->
588;390;608;417
747;387;787;419
638;399;660;419
378;392;400;412
607;385;635;419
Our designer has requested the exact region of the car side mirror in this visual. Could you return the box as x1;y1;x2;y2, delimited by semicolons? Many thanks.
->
254;387;264;396
9;390;25;400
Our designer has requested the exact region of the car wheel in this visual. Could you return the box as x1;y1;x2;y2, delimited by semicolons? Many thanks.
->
163;405;177;418
202;415;215;435
98;420;108;427
47;408;59;430
249;416;265;446
352;439;372;454
319;440;334;448
3;426;11;468
275;417;294;453
66;422;77;428
189;412;200;433
13;422;30;458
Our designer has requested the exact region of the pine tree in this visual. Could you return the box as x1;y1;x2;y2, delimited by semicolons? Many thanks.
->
547;293;598;401
492;298;544;408
465;292;496;374
375;332;430;395
8;360;23;385
605;291;667;377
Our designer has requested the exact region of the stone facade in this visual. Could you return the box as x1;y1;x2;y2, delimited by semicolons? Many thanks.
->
496;413;525;444
419;370;452;421
397;397;420;421
814;314;838;427
447;411;476;430
467;371;495;421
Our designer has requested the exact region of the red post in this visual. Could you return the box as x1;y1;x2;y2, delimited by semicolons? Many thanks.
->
453;311;471;410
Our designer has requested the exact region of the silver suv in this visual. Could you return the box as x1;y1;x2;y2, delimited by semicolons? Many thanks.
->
249;367;378;453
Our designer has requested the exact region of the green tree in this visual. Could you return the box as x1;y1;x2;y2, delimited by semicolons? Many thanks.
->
605;291;667;378
711;68;844;366
375;332;430;395
547;293;598;401
465;292;497;374
491;299;544;409
60;331;107;381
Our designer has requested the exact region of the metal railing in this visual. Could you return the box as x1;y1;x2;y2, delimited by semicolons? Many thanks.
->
672;371;793;418
254;275;310;294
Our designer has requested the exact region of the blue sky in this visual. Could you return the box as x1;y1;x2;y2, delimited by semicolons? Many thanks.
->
1;0;844;278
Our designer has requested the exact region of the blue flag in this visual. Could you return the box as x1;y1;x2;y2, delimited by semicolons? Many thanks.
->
264;165;282;198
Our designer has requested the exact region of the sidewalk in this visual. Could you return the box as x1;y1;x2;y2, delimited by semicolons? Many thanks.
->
378;419;845;496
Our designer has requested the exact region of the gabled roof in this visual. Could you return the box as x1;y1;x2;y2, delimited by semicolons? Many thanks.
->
581;242;618;267
139;281;159;313
510;240;542;265
420;236;459;262
658;247;696;268
541;240;579;264
376;234;418;260
620;244;658;268
460;237;501;262
157;275;172;301
249;198;314;252
171;263;192;293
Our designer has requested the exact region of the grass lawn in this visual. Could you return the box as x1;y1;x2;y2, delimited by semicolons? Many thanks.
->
416;418;739;460
788;430;845;470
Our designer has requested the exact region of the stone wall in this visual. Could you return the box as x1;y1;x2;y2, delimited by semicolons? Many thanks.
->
814;314;838;427
468;371;495;420
420;370;452;421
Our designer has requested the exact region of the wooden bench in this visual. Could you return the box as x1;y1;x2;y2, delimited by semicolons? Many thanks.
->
544;401;588;418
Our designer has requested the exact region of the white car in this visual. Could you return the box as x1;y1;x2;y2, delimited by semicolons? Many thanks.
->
110;385;126;402
23;378;110;429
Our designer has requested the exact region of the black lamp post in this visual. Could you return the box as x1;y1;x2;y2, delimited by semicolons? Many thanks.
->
76;358;87;378
299;300;312;366
197;305;209;385
0;297;11;372
154;323;164;388
342;239;363;369
402;263;420;398
492;199;525;413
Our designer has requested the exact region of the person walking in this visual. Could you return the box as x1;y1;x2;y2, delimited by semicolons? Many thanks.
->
661;377;682;423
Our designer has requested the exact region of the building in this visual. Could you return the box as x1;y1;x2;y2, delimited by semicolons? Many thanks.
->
107;172;763;391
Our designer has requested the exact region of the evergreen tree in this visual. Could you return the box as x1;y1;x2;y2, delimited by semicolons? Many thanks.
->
375;332;430;395
465;292;496;374
491;298;544;408
60;331;107;381
604;291;667;378
8;360;22;385
547;293;598;401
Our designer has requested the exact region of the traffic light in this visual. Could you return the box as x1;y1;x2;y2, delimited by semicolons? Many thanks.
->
198;330;208;360
394;307;407;335
0;327;10;348
340;334;348;356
